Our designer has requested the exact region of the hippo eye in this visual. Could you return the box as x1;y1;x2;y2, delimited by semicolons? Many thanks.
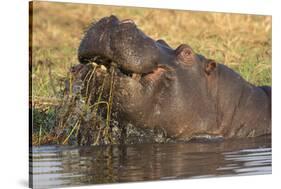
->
175;44;194;65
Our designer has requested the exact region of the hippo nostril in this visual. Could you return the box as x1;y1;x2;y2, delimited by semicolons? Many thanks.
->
120;19;135;24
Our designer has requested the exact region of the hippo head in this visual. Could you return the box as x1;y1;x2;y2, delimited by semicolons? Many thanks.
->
75;15;271;140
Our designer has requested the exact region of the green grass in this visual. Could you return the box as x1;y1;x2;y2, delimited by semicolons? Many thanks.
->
30;1;272;145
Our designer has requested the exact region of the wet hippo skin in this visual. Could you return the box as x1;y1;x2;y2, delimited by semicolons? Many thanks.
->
74;15;271;141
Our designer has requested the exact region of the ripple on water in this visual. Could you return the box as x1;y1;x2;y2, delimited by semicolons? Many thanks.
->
30;136;271;188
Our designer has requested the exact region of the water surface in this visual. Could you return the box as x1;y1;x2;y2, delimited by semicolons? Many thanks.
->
30;136;271;189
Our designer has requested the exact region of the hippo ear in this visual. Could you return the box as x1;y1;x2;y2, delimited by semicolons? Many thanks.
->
175;44;194;65
205;59;217;75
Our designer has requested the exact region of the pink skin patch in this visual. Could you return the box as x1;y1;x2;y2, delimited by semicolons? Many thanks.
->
143;67;166;81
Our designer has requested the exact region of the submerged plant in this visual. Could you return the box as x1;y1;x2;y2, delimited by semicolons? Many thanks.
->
54;63;121;146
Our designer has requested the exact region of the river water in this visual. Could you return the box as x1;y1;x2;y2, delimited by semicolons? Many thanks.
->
30;136;271;189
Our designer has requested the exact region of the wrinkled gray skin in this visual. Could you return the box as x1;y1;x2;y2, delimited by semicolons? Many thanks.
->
77;15;271;140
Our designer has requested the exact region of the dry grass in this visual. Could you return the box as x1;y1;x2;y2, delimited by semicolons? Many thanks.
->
30;1;271;145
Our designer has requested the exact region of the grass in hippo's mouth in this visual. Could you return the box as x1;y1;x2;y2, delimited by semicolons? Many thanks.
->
32;64;117;145
56;64;117;145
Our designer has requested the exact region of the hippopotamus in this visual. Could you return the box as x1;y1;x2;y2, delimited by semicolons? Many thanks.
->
74;15;271;141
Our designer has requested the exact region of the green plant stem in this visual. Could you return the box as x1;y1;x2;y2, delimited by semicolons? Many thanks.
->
63;120;80;144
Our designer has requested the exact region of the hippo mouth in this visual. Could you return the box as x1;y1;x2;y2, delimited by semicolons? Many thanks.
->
90;55;168;84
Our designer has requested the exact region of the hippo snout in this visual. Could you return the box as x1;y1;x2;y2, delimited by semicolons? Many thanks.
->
78;15;160;75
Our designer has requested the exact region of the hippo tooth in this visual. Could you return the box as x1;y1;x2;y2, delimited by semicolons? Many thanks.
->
132;73;141;81
100;65;107;71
